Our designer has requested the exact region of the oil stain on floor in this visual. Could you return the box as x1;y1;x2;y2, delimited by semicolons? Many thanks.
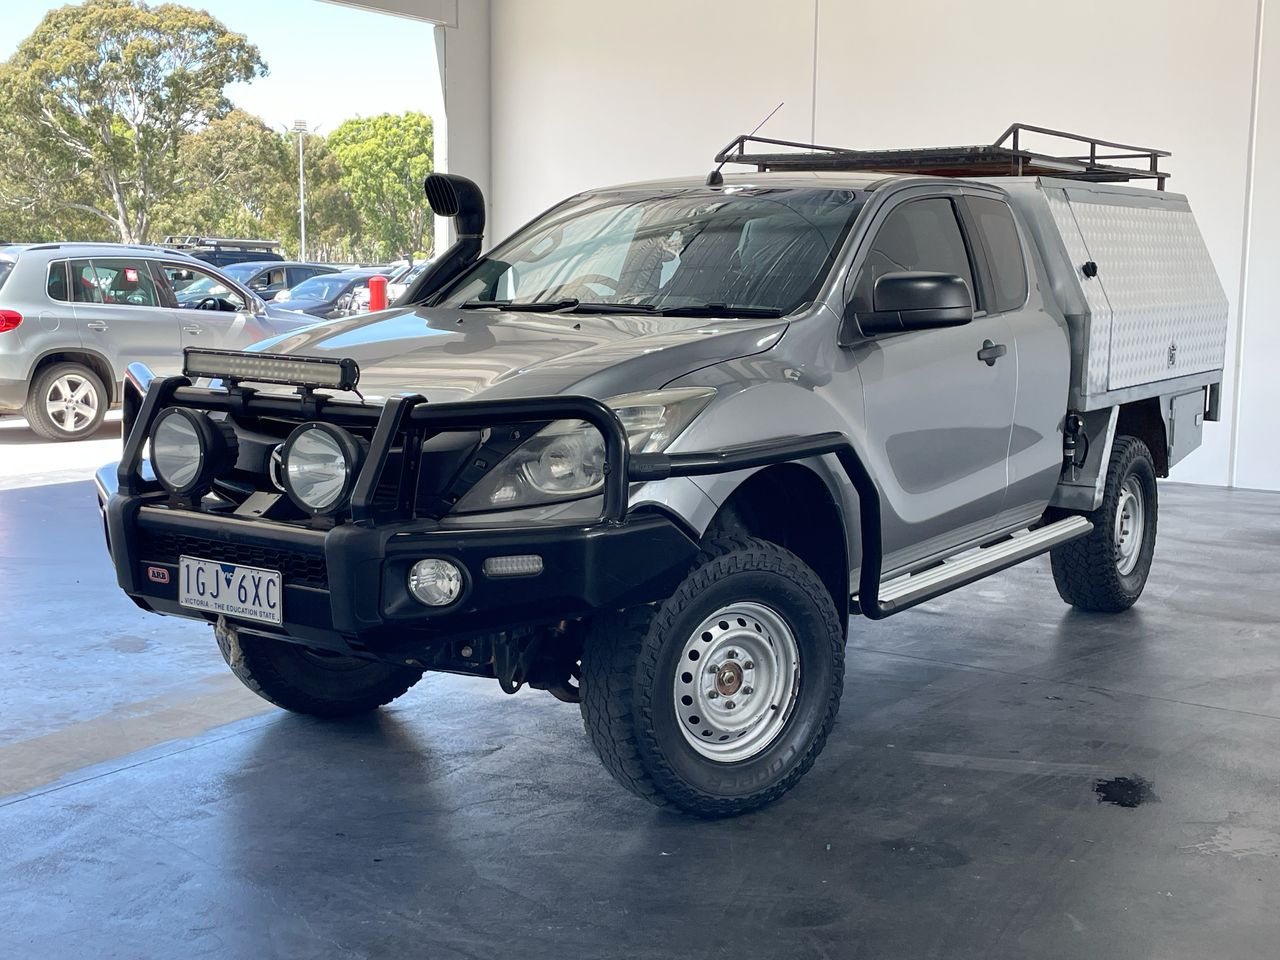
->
1094;774;1158;808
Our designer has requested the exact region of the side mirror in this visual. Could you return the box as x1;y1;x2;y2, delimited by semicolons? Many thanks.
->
842;271;973;342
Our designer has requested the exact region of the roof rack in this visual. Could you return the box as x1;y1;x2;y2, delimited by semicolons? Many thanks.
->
162;236;281;250
711;123;1171;189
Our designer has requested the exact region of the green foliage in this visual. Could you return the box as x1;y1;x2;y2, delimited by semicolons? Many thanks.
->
0;0;264;243
283;132;365;262
0;1;435;264
330;112;434;261
155;108;293;242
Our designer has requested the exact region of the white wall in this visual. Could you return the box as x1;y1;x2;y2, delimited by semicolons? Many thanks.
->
1235;3;1278;491
434;0;491;248
490;0;819;232
486;0;1277;489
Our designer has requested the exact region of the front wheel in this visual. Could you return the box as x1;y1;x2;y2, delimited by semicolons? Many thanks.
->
1050;435;1158;612
216;622;422;717
580;537;844;817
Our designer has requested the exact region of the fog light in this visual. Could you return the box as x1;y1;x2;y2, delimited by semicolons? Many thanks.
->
482;554;544;578
408;558;463;607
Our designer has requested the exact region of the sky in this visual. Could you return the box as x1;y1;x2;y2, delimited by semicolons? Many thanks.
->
0;0;444;135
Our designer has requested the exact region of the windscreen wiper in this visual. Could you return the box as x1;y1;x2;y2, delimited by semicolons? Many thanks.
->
564;302;659;315
654;303;785;318
459;298;580;312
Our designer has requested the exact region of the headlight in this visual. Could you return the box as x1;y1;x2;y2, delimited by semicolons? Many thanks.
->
454;388;715;512
521;419;608;497
281;422;364;514
150;408;236;496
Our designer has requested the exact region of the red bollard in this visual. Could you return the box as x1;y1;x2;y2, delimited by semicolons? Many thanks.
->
368;274;388;312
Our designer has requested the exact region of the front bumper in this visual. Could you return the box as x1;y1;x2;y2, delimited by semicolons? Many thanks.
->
96;465;700;654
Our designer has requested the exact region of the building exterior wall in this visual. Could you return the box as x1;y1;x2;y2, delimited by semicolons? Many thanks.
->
350;0;1277;489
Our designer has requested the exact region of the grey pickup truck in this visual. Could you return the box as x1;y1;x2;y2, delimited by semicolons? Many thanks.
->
95;124;1228;816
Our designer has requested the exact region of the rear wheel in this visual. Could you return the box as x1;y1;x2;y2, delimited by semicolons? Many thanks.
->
215;622;422;717
1050;435;1158;612
580;537;844;817
24;362;107;441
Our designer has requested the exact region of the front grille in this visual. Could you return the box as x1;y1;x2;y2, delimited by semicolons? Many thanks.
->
138;529;328;589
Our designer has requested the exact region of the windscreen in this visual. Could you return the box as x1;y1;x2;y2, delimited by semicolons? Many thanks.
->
176;272;234;303
437;186;862;315
221;263;261;281
289;275;352;301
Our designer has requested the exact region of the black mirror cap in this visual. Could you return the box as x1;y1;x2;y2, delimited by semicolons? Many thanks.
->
845;271;974;340
424;173;485;239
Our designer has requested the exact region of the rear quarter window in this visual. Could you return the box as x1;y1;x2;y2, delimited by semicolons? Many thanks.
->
969;196;1028;312
0;260;13;293
46;261;68;301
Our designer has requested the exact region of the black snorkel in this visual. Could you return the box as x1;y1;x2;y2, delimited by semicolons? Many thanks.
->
399;173;486;305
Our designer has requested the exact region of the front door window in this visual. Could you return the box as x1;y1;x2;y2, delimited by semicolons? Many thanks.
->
163;264;247;312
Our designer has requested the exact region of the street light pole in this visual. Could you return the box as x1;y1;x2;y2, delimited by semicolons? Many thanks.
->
293;119;308;261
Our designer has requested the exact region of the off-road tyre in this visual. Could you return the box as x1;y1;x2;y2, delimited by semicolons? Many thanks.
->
1050;435;1158;613
216;626;423;717
24;362;107;441
580;536;844;817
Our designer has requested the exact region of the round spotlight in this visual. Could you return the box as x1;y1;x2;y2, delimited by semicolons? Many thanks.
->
150;408;234;496
281;422;363;514
408;558;464;607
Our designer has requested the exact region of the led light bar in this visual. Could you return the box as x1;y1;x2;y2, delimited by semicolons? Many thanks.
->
183;347;360;391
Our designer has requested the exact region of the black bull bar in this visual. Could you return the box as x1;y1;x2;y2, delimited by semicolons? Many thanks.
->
114;368;897;620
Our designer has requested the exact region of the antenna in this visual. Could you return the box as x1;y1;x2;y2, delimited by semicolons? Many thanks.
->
706;102;784;186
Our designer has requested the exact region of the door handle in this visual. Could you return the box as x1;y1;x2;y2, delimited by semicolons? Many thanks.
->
85;321;109;332
977;340;1007;366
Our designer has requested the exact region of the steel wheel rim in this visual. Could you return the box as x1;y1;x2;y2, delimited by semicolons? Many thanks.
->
45;374;99;433
1114;476;1145;575
673;601;801;762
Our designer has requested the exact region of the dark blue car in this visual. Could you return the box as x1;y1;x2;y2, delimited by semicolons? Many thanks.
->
271;269;383;319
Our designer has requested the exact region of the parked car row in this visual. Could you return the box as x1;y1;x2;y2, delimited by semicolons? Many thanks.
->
0;243;320;440
386;259;430;300
0;240;433;441
219;260;340;299
270;261;431;312
273;269;389;319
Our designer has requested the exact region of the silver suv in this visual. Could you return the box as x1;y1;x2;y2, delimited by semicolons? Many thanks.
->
0;243;317;440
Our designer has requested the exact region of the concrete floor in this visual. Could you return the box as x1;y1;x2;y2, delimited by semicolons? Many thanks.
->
1;419;1278;959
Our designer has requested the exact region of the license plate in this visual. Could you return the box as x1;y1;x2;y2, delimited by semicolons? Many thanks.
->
178;556;282;626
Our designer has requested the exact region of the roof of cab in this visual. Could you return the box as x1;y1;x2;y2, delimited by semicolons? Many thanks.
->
584;169;899;194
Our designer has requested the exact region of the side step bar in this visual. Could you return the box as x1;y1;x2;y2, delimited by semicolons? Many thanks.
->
647;430;1090;621
855;515;1093;618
